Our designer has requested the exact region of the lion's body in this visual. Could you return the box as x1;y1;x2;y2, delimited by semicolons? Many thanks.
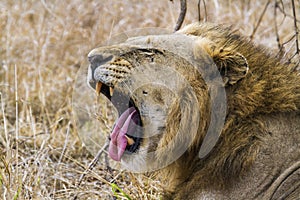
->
173;113;300;199
165;23;300;200
88;23;300;199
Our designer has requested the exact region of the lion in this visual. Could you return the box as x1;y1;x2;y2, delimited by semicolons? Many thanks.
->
87;23;300;199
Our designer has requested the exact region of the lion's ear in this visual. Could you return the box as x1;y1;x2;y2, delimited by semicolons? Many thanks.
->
195;38;249;86
212;49;249;85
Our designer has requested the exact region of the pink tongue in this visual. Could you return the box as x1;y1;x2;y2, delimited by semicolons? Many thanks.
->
108;107;137;161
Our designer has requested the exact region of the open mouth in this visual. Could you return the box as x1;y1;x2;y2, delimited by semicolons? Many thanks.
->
94;82;143;161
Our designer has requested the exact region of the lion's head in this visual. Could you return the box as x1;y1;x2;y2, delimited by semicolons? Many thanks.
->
87;23;249;173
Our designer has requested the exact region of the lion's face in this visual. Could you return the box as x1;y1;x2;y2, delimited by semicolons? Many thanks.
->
86;32;245;172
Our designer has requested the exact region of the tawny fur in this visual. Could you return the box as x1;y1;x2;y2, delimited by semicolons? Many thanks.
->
88;22;300;200
161;23;300;199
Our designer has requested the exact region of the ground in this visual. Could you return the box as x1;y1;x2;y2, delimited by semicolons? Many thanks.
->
0;0;299;199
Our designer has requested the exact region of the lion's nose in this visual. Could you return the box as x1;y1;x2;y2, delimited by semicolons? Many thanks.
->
88;54;113;70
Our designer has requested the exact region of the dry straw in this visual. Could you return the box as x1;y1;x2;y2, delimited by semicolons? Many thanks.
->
0;0;299;199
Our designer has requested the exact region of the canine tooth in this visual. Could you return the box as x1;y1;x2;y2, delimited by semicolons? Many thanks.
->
109;87;114;96
95;82;102;96
125;135;135;145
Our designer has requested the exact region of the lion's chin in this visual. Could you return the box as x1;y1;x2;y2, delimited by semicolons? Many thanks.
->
120;142;158;172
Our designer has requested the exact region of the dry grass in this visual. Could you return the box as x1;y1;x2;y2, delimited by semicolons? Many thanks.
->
0;0;299;199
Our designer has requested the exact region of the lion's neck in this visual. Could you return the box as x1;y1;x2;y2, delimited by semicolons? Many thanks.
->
156;151;200;194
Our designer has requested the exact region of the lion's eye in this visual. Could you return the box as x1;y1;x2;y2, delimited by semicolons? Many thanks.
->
142;90;148;96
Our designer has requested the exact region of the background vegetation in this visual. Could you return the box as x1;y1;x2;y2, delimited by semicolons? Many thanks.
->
0;0;299;199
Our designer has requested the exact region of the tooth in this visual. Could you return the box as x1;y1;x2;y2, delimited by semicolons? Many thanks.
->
95;82;102;96
109;87;114;96
125;135;135;145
